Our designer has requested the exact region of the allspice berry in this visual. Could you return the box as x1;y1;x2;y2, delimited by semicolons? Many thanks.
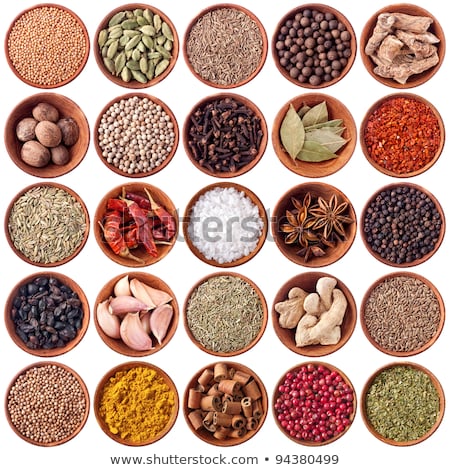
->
35;121;62;147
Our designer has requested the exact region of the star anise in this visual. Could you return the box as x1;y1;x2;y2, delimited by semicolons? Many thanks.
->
309;194;354;241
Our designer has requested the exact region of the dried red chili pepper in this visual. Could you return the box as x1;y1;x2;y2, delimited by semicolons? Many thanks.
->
364;96;441;175
144;188;177;240
124;199;158;257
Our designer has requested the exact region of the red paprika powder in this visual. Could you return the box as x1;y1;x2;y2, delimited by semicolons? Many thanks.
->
363;96;441;175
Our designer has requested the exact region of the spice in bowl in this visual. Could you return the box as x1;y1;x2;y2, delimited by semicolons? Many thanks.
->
185;5;267;88
185;183;266;267
363;363;444;445
95;362;178;445
6;362;89;446
361;183;444;267
6;5;88;88
185;94;267;177
6;184;88;266
185;273;266;356
361;273;444;355
96;94;178;177
274;362;356;445
362;95;443;176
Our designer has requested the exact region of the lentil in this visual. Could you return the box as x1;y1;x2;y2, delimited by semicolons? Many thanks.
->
7;6;87;87
7;364;87;444
362;185;443;265
364;364;441;442
11;275;84;351
97;96;176;175
274;7;353;86
8;185;87;265
186;274;264;354
186;7;264;86
364;96;441;175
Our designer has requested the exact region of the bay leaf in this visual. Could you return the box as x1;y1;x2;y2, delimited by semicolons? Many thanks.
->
305;128;348;153
297;140;338;162
304;119;344;131
301;101;328;127
297;104;311;119
280;103;305;160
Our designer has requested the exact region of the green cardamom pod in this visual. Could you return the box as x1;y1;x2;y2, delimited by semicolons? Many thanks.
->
147;51;162;60
155;44;171;59
103;57;116;75
140;25;156;37
156;35;166;46
121;66;132;82
101;45;109;58
121;19;139;30
136;15;149;26
126;59;141;71
132;48;141;62
161;22;173;41
141;35;154;50
153;14;162;33
119;35;129;47
131;69;148;83
143;9;154;25
124;34;142;51
155;58;169;77
139;57;149;74
164;39;173;52
106;40;119;60
114;51;127;74
108;11;126;27
146;61;155;80
137;41;146;53
108;27;123;40
98;29;108;48
133;8;143;17
122;29;140;38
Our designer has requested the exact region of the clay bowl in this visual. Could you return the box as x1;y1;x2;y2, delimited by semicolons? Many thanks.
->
361;362;445;446
94;92;179;177
182;182;268;268
94;361;179;446
360;93;445;177
360;271;445;357
94;3;179;88
272;4;356;88
361;4;445;88
5;92;90;178
5;361;90;446
94;271;178;357
183;3;268;88
273;361;356;445
272;93;356;177
183;93;268;177
272;182;357;267
184;361;268;446
360;182;445;268
5;272;89;357
272;272;356;357
94;182;178;267
5;4;89;88
5;182;90;267
184;271;268;357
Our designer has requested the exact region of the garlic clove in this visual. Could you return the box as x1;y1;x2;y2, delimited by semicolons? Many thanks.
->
120;311;153;351
129;278;157;309
140;310;151;335
108;295;150;317
96;299;121;339
133;278;172;306
149;304;174;344
114;274;131;297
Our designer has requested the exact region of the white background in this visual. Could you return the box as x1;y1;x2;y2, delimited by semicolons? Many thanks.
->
1;1;448;468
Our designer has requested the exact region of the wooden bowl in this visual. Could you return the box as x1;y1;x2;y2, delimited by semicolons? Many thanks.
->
272;182;357;267
183;93;268;177
360;271;445;357
5;4;89;88
360;182;445;267
183;3;267;88
94;361;179;446
184;271;268;356
272;4;356;88
182;182;268;268
5;361;90;446
272;93;356;177
361;362;445;446
273;361;356;445
184;361;268;446
94;182;178;267
94;92;179;177
5;272;89;357
360;93;445;177
94;271;178;357
5;92;90;178
5;182;90;267
272;272;356;357
360;4;445;88
94;3;178;88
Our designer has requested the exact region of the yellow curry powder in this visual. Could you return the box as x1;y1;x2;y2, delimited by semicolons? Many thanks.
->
98;366;176;443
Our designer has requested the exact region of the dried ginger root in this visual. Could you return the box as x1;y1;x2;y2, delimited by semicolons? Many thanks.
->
275;287;307;329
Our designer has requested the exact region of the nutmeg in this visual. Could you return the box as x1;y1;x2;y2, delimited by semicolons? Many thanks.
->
16;117;38;142
57;117;80;146
32;102;60;122
20;141;51;167
51;145;71;166
35;121;62;148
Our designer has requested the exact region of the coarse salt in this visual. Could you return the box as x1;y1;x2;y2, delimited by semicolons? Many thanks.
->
188;187;264;264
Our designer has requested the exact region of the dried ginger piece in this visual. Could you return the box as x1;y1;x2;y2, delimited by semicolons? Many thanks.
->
275;287;307;329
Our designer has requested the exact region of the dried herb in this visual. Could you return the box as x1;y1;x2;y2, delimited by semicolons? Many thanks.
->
280;101;348;162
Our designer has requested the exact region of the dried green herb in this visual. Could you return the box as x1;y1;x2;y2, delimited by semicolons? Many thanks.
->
365;365;440;442
280;101;348;162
